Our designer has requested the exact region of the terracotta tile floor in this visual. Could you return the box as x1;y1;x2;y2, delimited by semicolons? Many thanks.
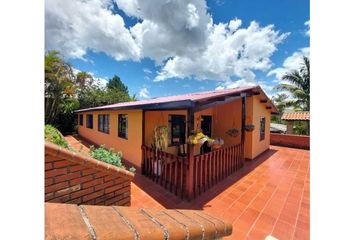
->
65;135;309;240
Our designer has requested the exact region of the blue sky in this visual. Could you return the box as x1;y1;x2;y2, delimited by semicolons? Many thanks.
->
46;0;309;99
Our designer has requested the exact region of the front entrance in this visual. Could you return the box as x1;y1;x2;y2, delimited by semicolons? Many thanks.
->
200;115;212;154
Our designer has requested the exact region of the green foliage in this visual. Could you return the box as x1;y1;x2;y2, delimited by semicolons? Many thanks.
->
45;51;77;130
293;121;310;135
152;126;168;150
107;75;129;94
273;56;310;111
44;124;69;148
45;51;137;133
89;145;135;173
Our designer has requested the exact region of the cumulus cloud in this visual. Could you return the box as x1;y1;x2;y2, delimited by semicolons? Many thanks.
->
138;87;150;98
143;68;152;74
45;0;140;61
267;47;310;82
128;0;212;63
155;20;289;82
304;20;310;36
46;0;289;86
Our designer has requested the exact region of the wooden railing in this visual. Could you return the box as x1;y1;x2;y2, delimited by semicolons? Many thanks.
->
142;142;244;200
141;145;187;198
192;142;244;198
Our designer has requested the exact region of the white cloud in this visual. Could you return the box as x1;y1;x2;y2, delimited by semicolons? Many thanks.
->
45;0;140;61
155;21;289;82
267;47;310;82
143;68;152;74
128;0;212;63
46;0;289;86
304;20;310;36
138;87;150;98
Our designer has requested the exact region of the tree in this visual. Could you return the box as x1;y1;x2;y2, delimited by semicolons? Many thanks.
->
107;75;128;94
45;51;137;133
272;93;289;114
45;51;77;126
76;71;94;90
274;56;310;111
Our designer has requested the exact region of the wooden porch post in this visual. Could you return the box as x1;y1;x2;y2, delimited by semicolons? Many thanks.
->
241;95;246;165
241;95;246;142
186;108;195;200
141;110;146;174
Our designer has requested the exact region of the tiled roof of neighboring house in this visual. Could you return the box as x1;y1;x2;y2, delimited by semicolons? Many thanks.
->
75;85;278;113
45;203;233;239
270;123;287;133
281;111;310;121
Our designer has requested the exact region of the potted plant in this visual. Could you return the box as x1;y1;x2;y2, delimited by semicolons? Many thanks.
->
245;124;255;132
151;126;168;176
187;129;214;146
226;128;239;137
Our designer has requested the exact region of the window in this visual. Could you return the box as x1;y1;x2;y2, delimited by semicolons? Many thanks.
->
86;114;93;129
168;115;186;146
98;114;110;134
79;114;83;126
260;117;266;141
118;114;128;139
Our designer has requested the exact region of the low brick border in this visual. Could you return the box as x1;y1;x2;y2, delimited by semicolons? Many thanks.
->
270;133;310;150
45;202;233;239
45;142;135;206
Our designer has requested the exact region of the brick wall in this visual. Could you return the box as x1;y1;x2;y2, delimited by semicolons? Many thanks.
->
45;142;134;206
270;133;310;150
46;202;233;239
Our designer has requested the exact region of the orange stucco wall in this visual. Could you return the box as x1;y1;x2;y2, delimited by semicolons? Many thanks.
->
246;95;271;159
78;110;143;167
77;95;271;167
144;110;187;155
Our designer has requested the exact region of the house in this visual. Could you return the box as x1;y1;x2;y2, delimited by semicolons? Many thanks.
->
281;111;310;135
75;85;277;199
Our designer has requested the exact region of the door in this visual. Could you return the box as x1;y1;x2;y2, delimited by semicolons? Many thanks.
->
200;115;212;154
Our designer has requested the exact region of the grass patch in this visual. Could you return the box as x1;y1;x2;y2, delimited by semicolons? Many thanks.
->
89;145;136;173
45;124;69;148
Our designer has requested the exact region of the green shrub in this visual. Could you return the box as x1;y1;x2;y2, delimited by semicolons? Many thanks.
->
45;124;69;148
89;145;135;173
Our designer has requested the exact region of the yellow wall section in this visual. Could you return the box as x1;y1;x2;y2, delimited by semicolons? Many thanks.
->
78;110;143;167
144;110;187;155
250;95;271;159
78;95;271;167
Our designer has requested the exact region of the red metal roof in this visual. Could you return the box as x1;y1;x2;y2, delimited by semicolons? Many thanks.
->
76;85;277;113
281;111;310;121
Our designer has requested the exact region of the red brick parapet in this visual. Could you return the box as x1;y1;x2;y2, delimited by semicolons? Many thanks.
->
45;142;134;206
45;202;233;239
270;133;310;150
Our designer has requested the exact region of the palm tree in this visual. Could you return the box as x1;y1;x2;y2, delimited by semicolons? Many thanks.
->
274;56;310;111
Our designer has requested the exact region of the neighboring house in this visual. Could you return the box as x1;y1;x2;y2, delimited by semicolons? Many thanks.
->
270;123;287;133
281;111;310;134
75;86;277;199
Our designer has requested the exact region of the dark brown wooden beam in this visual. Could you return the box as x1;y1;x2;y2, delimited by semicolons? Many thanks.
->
141;110;146;174
186;108;195;200
252;91;260;95
260;99;268;103
266;106;272;109
241;96;246;142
